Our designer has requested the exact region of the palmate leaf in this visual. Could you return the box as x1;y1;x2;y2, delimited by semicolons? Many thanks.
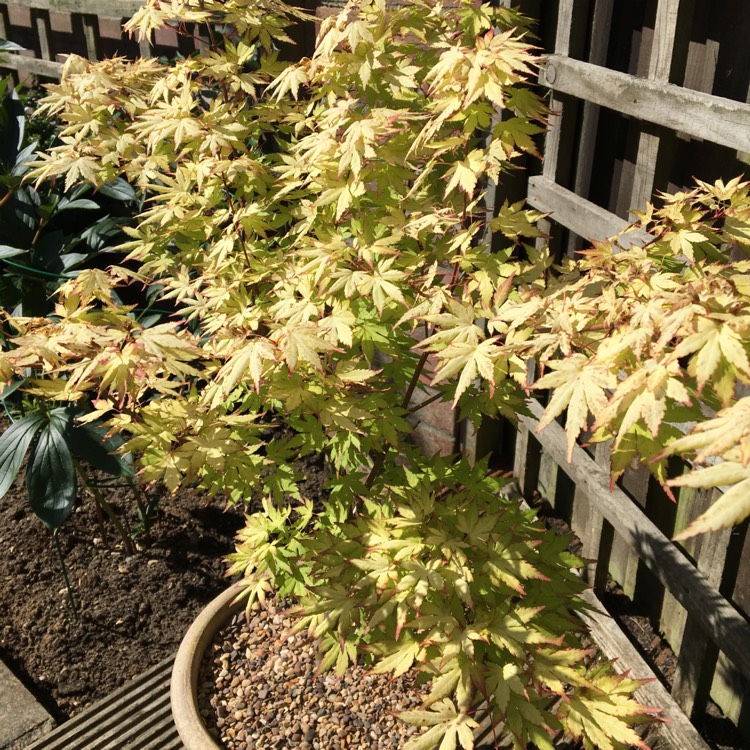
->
670;460;750;539
273;325;339;373
0;412;47;499
443;150;485;198
424;662;462;706
26;410;77;531
534;355;616;460
317;632;358;676
401;699;478;750
671;318;750;405
532;648;592;694
431;339;499;404
485;606;551;658
213;338;277;400
661;396;750;466
298;584;361;640
559;666;659;750
371;635;423;678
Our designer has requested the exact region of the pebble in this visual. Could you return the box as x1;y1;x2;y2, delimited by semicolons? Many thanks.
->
197;601;427;749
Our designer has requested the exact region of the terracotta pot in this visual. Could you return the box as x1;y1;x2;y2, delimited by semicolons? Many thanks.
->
171;582;246;750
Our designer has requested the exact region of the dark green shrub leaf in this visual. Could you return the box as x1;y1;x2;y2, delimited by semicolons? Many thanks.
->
0;39;23;53
0;412;46;499
0;86;23;168
98;178;137;202
56;198;100;212
68;421;135;477
11;141;38;178
0;244;26;258
26;414;77;531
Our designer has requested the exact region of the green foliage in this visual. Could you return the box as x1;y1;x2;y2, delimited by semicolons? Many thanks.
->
228;459;625;750
16;0;750;746
503;178;750;537
0;62;141;317
0;401;133;531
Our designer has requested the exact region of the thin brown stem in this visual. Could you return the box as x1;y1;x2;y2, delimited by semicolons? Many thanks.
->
400;351;429;410
0;189;14;209
365;351;430;490
76;462;136;554
406;390;442;416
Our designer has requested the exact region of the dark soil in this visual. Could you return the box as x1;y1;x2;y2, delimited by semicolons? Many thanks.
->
0;446;331;725
0;473;245;723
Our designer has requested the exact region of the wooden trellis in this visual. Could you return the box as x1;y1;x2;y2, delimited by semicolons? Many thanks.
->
510;0;750;745
0;0;198;80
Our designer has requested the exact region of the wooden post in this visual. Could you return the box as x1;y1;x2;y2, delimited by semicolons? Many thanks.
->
627;0;695;218
521;399;750;681
30;7;53;62
566;0;614;254
572;441;613;591
81;13;101;61
670;497;731;718
513;364;541;501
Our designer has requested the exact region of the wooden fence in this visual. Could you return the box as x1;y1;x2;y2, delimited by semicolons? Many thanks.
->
499;0;750;745
2;0;750;746
0;0;204;81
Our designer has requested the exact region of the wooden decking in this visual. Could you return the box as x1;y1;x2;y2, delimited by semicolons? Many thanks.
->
26;657;183;750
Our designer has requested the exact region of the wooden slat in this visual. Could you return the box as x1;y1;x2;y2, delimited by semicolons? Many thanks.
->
1;51;63;78
571;441;612;589
520;398;750;680
534;0;578;257
513;362;541;501
541;0;575;183
569;0;614;237
0;4;9;40
80;13;102;61
539;55;750;153
26;657;183;750
628;0;682;219
31;7;52;60
579;588;711;750
5;0;143;16
670;488;732;718
740;83;750;165
528;176;652;246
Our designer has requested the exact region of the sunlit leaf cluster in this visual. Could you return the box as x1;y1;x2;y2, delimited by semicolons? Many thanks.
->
0;0;719;746
503;178;750;538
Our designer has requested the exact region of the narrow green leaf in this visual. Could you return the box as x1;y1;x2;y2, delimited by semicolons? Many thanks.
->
0;412;46;499
97;178;137;202
26;416;77;531
68;421;134;477
0;244;27;259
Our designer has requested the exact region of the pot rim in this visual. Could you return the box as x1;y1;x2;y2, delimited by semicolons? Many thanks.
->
171;581;247;750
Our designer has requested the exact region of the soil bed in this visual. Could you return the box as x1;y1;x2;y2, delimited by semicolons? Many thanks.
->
0;473;245;722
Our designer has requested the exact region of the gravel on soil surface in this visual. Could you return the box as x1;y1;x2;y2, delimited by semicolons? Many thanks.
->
199;601;429;750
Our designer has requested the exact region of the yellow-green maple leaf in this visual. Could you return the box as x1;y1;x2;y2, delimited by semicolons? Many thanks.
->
272;325;338;372
662;396;750;466
431;339;499;404
401;699;478;750
669;457;750;539
534;355;616;460
559;665;659;750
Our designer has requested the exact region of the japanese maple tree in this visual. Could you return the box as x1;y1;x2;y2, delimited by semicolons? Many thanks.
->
6;0;748;747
